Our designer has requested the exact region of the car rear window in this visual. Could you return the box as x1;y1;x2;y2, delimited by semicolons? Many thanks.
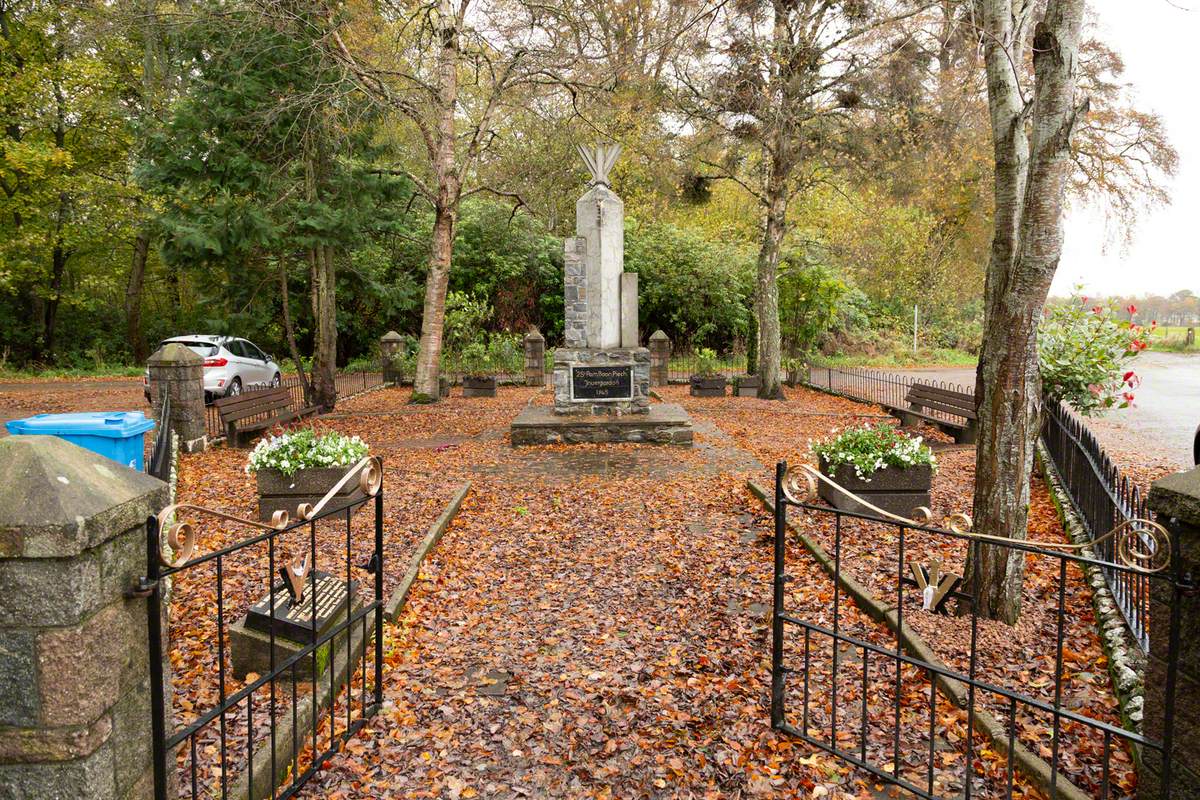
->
164;340;218;358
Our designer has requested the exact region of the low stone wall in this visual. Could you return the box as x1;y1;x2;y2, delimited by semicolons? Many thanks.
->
1037;445;1145;731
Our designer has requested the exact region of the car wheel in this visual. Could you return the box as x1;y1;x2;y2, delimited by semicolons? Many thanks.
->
227;377;242;397
271;372;281;388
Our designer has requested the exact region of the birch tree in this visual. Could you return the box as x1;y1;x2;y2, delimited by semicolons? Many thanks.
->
328;0;576;401
969;0;1088;623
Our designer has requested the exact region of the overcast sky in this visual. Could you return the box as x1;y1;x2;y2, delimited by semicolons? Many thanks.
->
1054;0;1200;298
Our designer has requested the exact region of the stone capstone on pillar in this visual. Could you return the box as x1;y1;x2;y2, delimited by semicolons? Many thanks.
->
0;435;169;800
147;343;207;453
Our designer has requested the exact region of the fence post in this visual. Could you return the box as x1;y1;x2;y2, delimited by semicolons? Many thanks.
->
0;436;171;800
1142;466;1200;799
524;328;546;387
649;330;670;387
147;342;207;453
380;330;404;385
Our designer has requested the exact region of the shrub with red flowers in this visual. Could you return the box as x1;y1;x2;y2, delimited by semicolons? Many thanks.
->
1039;292;1152;416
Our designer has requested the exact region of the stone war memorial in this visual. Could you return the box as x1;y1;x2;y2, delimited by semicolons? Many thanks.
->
511;144;693;446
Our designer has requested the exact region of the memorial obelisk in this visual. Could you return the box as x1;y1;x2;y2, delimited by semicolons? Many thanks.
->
510;144;693;445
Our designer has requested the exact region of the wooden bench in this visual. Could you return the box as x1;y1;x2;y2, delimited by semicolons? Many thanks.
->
214;387;317;447
892;383;978;444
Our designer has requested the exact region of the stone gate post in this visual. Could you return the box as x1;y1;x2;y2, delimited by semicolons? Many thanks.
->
147;343;207;453
1142;466;1200;799
524;328;546;386
0;436;170;799
649;330;670;387
380;331;404;385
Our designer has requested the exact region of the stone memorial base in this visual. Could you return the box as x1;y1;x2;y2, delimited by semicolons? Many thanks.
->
553;347;651;415
510;403;693;446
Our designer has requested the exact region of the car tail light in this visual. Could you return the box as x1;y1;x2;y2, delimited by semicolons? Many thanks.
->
203;357;228;367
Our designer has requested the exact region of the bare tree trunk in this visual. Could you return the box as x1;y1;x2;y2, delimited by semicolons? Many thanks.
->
414;203;455;400
309;245;338;411
969;0;1087;623
755;158;787;400
412;0;460;403
126;231;150;363
278;258;310;398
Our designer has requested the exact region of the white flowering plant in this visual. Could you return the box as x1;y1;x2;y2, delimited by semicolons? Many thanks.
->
245;427;369;477
811;423;936;482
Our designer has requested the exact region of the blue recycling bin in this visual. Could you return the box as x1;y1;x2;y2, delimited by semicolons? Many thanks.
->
5;411;156;470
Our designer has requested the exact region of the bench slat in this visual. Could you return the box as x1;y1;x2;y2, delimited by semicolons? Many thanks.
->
906;385;975;404
903;383;976;420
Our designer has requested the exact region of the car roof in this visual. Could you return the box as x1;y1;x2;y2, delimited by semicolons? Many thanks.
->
163;335;231;344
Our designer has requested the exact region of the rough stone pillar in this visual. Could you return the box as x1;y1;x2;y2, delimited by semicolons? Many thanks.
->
524;328;545;387
648;330;670;387
147;343;206;453
1142;466;1200;799
0;436;170;800
563;237;588;348
380;330;404;385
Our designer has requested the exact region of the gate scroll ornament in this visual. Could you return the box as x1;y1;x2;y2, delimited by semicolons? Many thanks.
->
151;456;383;568
782;462;1171;574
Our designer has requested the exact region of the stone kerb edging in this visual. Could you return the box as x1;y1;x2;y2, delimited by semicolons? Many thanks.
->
384;482;471;621
746;479;1092;800
1036;444;1145;732
226;482;470;800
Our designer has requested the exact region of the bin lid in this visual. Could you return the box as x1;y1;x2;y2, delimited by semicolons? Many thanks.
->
4;411;156;438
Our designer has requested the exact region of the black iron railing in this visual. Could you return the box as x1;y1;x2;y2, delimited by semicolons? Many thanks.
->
141;459;385;799
147;395;173;483
799;364;1153;650
666;349;748;383
1041;399;1151;651
800;364;974;427
771;463;1182;798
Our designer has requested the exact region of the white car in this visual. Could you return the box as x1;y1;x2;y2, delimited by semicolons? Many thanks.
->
144;335;282;404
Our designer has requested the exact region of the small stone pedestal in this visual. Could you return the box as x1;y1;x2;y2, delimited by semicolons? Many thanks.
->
229;573;359;681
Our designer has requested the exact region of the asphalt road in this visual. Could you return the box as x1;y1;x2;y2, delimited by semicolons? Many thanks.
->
892;351;1200;469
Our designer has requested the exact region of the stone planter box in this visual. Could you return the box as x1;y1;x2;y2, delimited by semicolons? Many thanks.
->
733;374;761;397
690;375;727;397
256;463;367;521
817;455;932;518
462;375;497;398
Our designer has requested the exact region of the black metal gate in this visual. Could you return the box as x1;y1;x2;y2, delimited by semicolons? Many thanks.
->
138;457;386;799
770;461;1188;799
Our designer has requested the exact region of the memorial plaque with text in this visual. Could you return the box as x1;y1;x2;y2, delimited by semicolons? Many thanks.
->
571;364;633;401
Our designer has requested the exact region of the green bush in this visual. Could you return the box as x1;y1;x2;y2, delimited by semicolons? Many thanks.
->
1039;294;1150;416
693;347;722;377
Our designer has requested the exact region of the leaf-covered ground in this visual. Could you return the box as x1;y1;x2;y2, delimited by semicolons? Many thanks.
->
147;384;1120;800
